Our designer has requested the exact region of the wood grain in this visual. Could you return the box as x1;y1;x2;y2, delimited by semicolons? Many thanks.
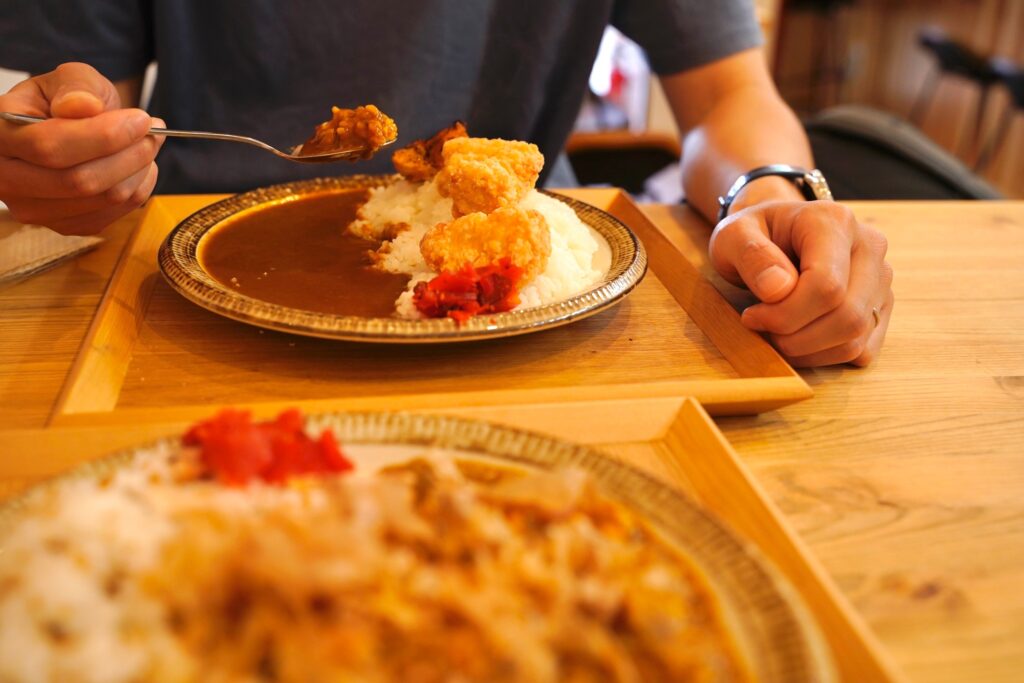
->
659;199;1024;683
2;197;1023;682
0;214;137;427
665;400;904;683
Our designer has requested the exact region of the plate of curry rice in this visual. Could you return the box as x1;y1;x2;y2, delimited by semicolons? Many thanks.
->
158;174;646;343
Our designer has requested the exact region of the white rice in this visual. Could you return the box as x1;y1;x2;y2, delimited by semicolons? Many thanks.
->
351;178;611;318
351;179;452;276
0;449;179;683
517;192;611;309
0;446;339;683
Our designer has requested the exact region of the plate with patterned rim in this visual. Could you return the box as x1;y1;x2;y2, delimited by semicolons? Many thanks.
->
0;412;834;682
157;176;647;343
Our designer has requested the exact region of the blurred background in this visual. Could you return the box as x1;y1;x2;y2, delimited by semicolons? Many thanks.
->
570;0;1022;202
1;0;1020;202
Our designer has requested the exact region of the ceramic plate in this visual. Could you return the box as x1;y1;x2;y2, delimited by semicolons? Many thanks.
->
157;176;647;343
0;412;833;682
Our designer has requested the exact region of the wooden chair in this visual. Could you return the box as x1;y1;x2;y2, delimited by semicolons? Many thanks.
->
910;27;1001;160
975;58;1024;171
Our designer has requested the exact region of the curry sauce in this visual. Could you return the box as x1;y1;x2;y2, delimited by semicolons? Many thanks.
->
199;190;408;317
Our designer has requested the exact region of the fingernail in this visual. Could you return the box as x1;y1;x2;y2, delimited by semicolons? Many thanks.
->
150;119;167;147
755;265;793;300
54;90;102;109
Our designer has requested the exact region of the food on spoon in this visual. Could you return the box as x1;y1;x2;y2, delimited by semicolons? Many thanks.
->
392;120;468;181
435;136;545;217
352;125;609;322
298;104;397;159
0;409;754;683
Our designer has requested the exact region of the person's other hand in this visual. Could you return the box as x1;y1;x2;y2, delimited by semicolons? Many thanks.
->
0;63;164;235
709;201;893;367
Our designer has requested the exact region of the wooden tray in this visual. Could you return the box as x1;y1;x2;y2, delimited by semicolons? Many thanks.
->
50;188;811;425
0;397;902;682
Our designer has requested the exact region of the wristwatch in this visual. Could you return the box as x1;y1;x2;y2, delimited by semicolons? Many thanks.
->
717;164;834;222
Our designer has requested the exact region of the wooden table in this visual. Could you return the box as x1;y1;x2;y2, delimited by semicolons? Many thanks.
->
2;199;1022;682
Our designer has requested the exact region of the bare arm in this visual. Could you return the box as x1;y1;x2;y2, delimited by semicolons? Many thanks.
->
659;48;894;368
660;48;809;220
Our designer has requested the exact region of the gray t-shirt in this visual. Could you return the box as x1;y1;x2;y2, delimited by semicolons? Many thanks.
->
0;0;761;193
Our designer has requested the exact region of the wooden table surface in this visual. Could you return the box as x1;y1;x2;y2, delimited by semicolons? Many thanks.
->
2;199;1023;682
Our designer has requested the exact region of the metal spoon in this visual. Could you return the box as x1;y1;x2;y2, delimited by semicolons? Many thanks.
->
0;112;395;163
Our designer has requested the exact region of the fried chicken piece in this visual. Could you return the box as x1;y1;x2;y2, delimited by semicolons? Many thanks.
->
420;206;551;283
435;137;544;217
298;104;397;159
391;121;468;181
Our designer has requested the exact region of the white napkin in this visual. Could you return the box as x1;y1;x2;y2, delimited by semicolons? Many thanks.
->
0;215;102;285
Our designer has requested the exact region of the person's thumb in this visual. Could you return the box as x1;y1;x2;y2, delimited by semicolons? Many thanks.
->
708;211;799;303
37;63;118;119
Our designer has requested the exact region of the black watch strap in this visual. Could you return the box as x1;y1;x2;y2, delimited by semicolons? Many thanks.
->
717;164;833;222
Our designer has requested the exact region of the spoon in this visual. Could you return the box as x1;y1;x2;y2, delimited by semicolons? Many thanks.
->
0;112;395;163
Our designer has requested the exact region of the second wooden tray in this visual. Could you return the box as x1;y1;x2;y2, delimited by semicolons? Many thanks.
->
0;397;902;682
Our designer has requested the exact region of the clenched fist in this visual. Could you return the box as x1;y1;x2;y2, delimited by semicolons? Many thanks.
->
710;200;894;367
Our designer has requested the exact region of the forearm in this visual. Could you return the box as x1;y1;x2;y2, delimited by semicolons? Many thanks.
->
660;51;813;222
681;85;810;220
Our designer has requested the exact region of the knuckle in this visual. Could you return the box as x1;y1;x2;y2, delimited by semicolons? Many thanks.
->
53;63;76;79
807;201;853;230
128;183;151;208
814;269;847;309
863;226;889;256
101;122;130;151
767;314;802;336
841;303;872;338
105;181;134;206
881;260;894;288
127;188;147;209
131;138;158;165
712;216;748;246
55;62;80;77
132;165;158;203
55;62;100;81
24;134;63;167
841;338;866;363
64;167;101;197
824;201;854;222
